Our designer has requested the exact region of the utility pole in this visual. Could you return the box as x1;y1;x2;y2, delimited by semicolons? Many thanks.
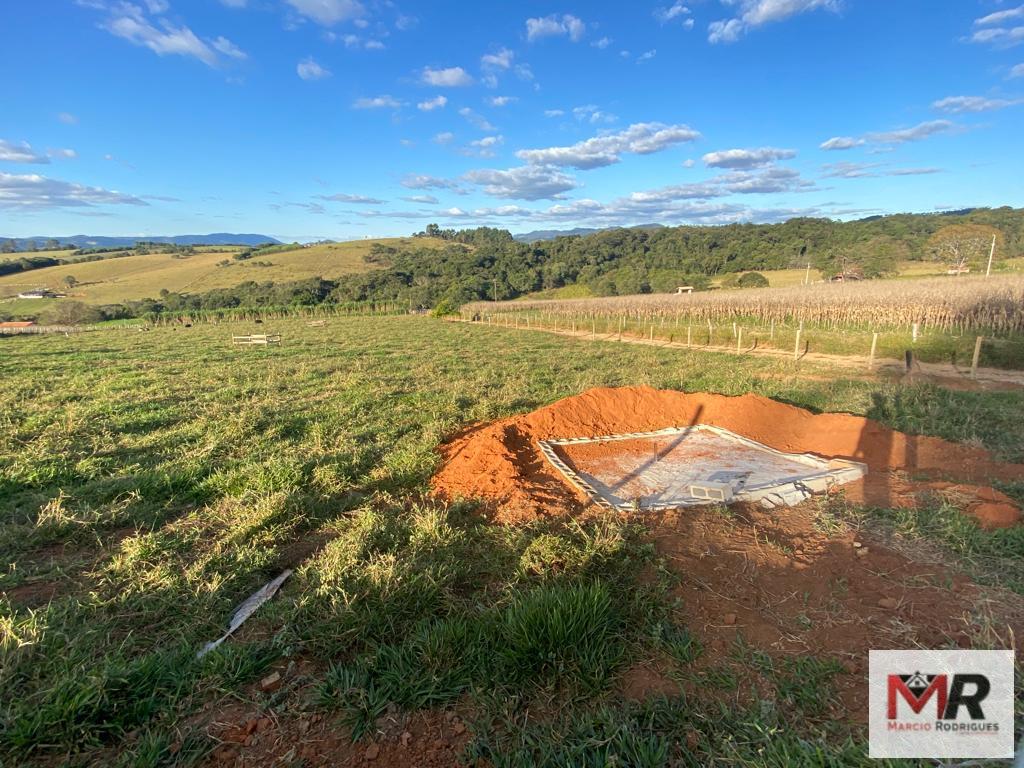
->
986;234;996;277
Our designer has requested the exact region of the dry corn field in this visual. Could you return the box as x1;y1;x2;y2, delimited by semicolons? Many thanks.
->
464;275;1024;336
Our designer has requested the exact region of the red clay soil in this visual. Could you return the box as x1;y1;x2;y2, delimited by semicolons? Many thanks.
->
641;503;1024;722
431;386;1023;528
203;704;471;768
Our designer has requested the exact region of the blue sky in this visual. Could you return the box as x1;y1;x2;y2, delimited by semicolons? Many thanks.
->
2;0;1023;240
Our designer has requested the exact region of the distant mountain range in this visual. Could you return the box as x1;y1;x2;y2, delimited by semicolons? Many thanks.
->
2;233;282;251
513;224;665;243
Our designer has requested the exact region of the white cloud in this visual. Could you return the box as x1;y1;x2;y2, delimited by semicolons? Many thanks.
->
297;56;331;80
544;109;565;117
970;26;1024;46
819;136;865;150
932;95;1022;113
821;162;942;179
211;35;247;59
821;161;881;178
654;2;691;24
49;148;78;159
0;139;50;164
365;39;385;50
353;95;402;109
488;96;516;107
820;120;954;150
395;14;417;30
637;49;657;61
708;0;839;44
417;95;448;111
433;131;455;144
401;174;462;190
421;66;473;86
220;0;247;7
703;146;797;169
516;122;701;169
481;48;514;69
591;36;612;48
458;107;497;132
319;192;386;204
1012;63;1024;78
285;0;364;26
464;135;504;158
572;104;617;123
526;14;586;42
402;194;439;204
463;165;579;200
57;112;79;125
975;6;1024;26
0;172;147;209
866;120;955;144
104;11;218;66
144;0;168;13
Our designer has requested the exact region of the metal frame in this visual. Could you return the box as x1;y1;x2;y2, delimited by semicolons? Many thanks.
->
538;425;866;511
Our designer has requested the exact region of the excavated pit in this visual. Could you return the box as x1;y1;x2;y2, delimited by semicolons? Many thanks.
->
431;386;1022;528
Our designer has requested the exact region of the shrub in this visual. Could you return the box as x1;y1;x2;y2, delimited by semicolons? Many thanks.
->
737;272;770;288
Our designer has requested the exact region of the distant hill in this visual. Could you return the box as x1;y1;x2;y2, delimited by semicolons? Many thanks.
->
1;233;282;251
514;224;664;243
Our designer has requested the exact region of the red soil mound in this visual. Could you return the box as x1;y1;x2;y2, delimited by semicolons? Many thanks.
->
432;386;1023;528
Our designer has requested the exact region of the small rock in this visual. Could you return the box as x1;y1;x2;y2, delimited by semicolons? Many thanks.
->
723;613;737;625
793;538;805;549
364;743;380;761
444;710;456;722
855;548;869;558
841;660;857;675
685;730;700;750
260;671;282;692
852;541;863;549
400;731;413;747
878;597;899;610
432;738;446;750
452;721;466;735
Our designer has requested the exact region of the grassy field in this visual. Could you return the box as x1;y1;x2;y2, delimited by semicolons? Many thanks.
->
1;317;1022;766
0;238;445;306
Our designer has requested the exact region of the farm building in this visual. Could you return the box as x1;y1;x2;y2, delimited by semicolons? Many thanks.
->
0;321;35;328
17;289;60;299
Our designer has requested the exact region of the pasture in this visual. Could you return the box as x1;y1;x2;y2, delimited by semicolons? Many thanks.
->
0;238;445;306
1;316;1022;766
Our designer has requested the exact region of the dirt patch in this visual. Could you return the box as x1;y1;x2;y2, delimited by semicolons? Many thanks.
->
432;386;1024;527
642;504;1024;720
202;706;471;768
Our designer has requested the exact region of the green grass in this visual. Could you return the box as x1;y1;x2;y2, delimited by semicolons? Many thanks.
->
1;316;1022;765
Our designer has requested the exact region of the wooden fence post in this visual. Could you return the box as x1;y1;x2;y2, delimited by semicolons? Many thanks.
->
971;336;984;380
869;332;878;371
736;327;742;353
794;326;802;361
687;326;692;348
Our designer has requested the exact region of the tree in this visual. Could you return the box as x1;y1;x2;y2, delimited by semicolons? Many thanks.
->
46;301;101;326
1;239;16;253
927;224;1001;273
737;271;769;288
45;238;60;250
63;275;78;288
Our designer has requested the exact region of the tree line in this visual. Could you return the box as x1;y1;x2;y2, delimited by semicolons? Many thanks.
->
4;208;1021;322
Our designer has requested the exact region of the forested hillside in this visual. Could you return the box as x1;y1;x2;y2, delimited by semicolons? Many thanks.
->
7;208;1022;322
